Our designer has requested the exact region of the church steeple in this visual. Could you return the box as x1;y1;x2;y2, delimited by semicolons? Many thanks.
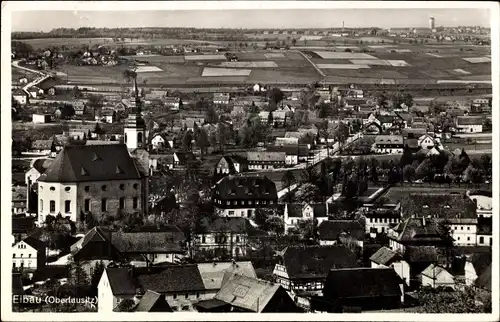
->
124;74;146;150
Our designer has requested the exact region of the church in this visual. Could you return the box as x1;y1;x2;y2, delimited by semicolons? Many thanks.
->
34;77;150;231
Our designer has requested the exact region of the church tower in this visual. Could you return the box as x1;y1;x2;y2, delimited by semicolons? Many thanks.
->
124;78;146;150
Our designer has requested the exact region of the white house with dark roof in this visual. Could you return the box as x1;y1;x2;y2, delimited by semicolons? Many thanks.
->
373;135;404;154
36;144;147;226
456;116;483;133
12;236;46;272
417;134;435;150
370;246;410;286
214;155;249;174
283;203;330;233
246;151;286;170
12;88;29;105
318;220;365;248
98;267;139;312
419;264;455;289
212;175;278;218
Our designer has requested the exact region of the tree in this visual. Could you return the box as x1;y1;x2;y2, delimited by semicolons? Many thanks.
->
296;218;318;241
293;183;322;203
267;111;274;126
282;170;297;202
204;105;218;124
403;164;416;182
399;145;414;167
377;92;389;109
87;94;104;117
72;86;82;99
89;260;105;297
415;286;490;313
59;104;75;119
123;69;137;85
67;257;90;298
182;130;194;151
291;38;297;46
415;159;434;181
216;122;231;152
115;298;136;312
267;87;285;107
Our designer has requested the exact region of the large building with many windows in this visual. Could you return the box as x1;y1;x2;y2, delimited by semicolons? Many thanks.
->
36;144;148;229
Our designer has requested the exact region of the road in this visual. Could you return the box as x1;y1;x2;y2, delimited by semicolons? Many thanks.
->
12;60;51;92
294;50;325;78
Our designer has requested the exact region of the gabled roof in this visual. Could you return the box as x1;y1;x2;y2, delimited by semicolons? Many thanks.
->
318;220;365;241
21;236;46;251
37;77;60;90
197;261;257;290
38;144;142;182
12;216;36;234
404;246;438;263
174;151;196;163
457;116;483;126
280;245;358;279
105;268;137;296
134;290;173;312
137;264;206;293
420;264;452;280
266;144;310;157
393;218;450;244
324;267;403;299
110;231;185;253
213;175;277;201
370;246;404;266
214;274;283;313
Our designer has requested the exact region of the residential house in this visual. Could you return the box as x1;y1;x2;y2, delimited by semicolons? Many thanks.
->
30;140;56;156
464;252;492;287
197;274;299;312
259;111;287;127
476;217;492;246
417;134;435;149
12;186;28;215
471;98;491;113
12;236;46;272
133;290;173;312
36;144;148;225
419;264;455;289
172;151;197;168
212;175;278;218
456;116;483;133
12;88;29;105
213;93;231;105
197;261;257;298
194;217;254;258
95;109;116;123
134;265;209;311
370;246;410;286
37;77;59;96
27;86;43;99
361;209;401;234
318;220;365;248
402;127;427;139
150;133;174;150
98;267;139;312
373;135;404;154
266;144;310;165
400;193;478;246
73;101;88;116
182;118;204;131
402;246;440;283
273;245;358;294
388;217;451;254
164;97;182;110
246;151;286;170
214;155;249;174
32;114;51;124
320;268;404;312
71;226;187;275
283;203;330;233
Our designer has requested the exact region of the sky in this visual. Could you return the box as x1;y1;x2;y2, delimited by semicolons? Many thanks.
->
11;8;491;32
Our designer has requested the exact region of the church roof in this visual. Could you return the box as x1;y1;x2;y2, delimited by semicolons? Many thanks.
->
38;144;142;182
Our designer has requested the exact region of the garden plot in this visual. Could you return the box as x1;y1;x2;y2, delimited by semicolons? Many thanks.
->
300;35;324;40
264;53;286;59
135;66;163;73
462;57;491;63
202;67;251;77
317;64;371;69
314;51;377;59
185;54;227;61
220;61;278;68
426;53;443;58
387;60;411;67
349;59;391;66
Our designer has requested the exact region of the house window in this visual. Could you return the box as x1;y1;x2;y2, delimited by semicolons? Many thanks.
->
202;235;206;243
119;184;125;190
236;236;240;243
479;236;484;244
196;293;200;298
173;294;177;299
28;254;31;258
50;200;55;213
457;237;460;241
119;198;125;210
133;197;138;209
40;200;43;212
13;254;15;258
102;185;107;191
84;199;90;212
467;226;470;231
228;211;235;216
84;186;90;192
461;226;463;230
101;198;107;212
467;237;470;241
185;294;189;299
65;200;71;213
65;187;71;192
